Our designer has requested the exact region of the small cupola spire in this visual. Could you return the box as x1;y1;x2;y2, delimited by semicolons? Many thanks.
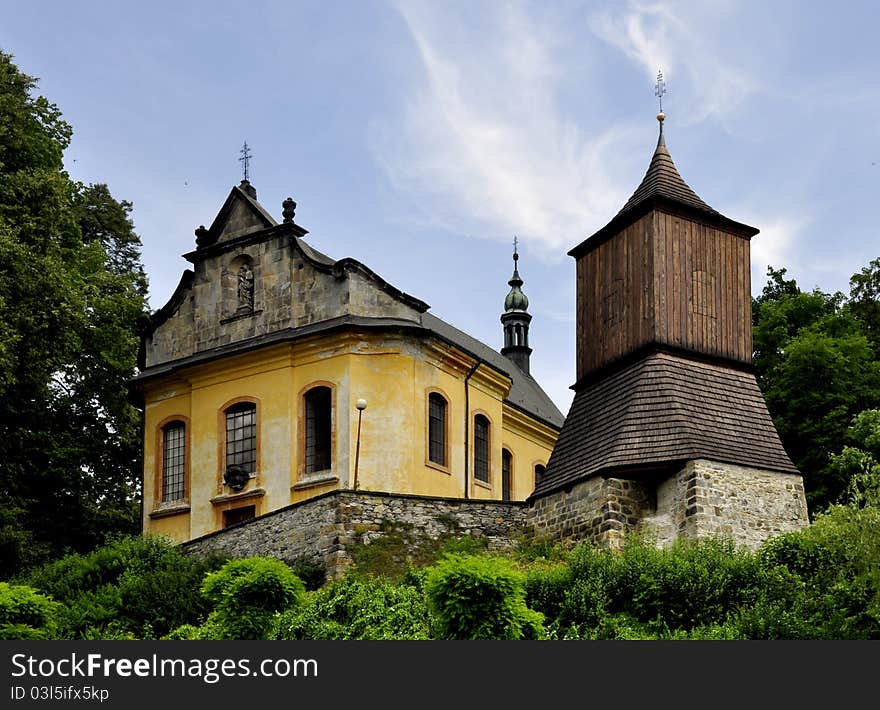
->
500;237;533;374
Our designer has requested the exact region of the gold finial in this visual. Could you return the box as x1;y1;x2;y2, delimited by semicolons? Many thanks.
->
654;69;666;122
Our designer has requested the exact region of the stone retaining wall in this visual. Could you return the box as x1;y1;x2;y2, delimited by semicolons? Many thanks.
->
183;489;529;579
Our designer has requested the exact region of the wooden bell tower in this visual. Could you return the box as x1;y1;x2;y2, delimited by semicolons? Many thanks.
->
530;89;807;549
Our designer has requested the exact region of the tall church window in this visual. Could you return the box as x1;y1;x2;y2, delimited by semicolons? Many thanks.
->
428;392;447;467
225;402;257;476
534;463;546;487
162;421;186;502
501;448;512;501
474;414;490;483
305;386;332;473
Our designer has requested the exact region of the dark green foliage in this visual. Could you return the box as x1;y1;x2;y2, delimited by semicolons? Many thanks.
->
758;504;880;639
0;582;60;639
0;51;149;576
287;557;327;591
198;557;306;640
275;571;431;640
525;537;765;639
19;535;221;639
752;265;880;511
830;409;880;507
425;553;545;640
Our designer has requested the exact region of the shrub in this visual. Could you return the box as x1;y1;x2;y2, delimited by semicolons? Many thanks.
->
20;535;222;639
0;582;60;639
200;557;306;640
425;553;545;640
619;537;764;632
276;572;431;640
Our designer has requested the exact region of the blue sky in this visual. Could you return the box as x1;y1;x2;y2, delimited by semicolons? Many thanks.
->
2;0;878;415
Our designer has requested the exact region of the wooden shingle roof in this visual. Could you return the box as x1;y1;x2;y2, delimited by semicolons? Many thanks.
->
531;350;797;499
614;128;719;220
568;123;758;258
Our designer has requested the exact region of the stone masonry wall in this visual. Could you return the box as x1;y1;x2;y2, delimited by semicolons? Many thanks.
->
182;489;530;579
527;459;809;551
145;236;422;368
642;459;809;549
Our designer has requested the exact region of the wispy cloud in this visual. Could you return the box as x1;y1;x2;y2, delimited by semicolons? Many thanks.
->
589;0;760;128
372;1;639;261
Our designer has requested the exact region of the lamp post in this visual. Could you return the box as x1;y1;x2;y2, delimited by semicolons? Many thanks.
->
353;398;367;490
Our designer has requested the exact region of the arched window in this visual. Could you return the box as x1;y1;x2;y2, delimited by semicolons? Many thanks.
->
161;421;186;502
474;414;490;483
225;402;257;476
501;449;512;501
534;464;546;487
305;386;332;473
428;392;447;467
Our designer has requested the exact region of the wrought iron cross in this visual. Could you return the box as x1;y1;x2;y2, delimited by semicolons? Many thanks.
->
654;69;666;113
239;141;253;182
513;235;519;262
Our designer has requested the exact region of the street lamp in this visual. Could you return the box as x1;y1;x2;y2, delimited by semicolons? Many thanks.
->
353;398;367;490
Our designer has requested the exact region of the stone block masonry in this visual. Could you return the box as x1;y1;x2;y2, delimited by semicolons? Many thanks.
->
528;459;809;551
183;489;530;579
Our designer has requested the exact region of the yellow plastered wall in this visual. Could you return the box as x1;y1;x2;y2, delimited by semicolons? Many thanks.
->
141;332;559;542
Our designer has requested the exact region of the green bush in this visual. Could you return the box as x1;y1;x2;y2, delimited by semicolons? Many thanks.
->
0;582;60;639
620;537;765;632
199;557;306;640
20;535;222;639
425;553;545;640
757;504;880;638
276;572;431;640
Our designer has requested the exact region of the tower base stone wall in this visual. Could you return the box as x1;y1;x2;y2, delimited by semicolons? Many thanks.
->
527;459;809;551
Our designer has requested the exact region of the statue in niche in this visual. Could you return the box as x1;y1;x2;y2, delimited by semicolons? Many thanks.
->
237;263;254;311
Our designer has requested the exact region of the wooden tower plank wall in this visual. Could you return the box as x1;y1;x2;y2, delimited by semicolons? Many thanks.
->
529;116;809;550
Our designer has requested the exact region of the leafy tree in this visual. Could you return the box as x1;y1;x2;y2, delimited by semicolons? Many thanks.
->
848;257;880;356
0;50;149;575
752;266;880;511
830;409;880;507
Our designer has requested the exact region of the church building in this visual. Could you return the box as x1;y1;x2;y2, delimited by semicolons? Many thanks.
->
130;180;564;543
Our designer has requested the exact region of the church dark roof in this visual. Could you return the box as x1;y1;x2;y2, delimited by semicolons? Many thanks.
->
531;350;797;499
569;120;758;258
422;312;562;429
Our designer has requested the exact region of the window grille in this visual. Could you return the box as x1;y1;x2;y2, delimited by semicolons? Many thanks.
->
226;403;256;474
162;422;186;502
428;393;447;466
474;415;490;483
305;387;332;473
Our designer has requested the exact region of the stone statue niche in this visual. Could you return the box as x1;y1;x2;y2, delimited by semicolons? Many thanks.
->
237;262;254;312
222;254;256;319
